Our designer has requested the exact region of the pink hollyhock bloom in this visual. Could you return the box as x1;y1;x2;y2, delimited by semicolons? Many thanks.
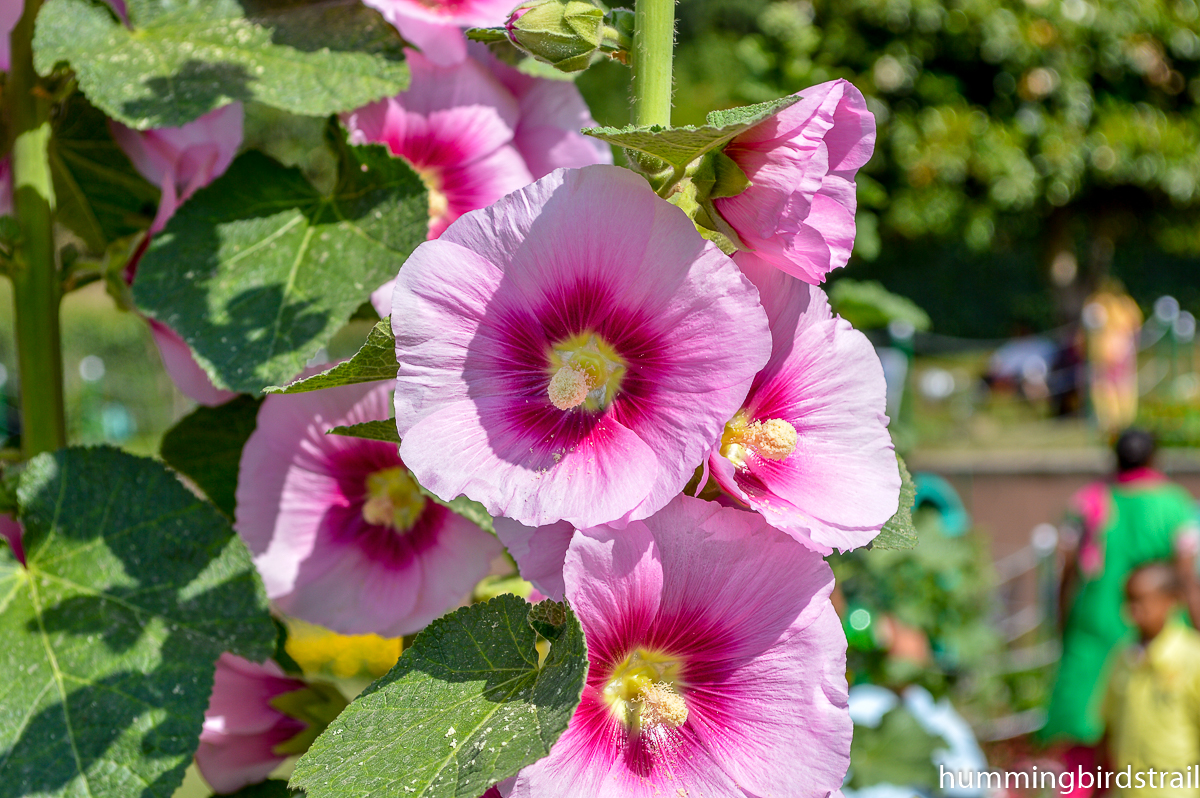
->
0;2;21;74
362;0;514;66
391;165;771;530
235;379;503;637
345;46;609;315
707;254;899;553
1;514;24;566
196;653;308;794
509;495;851;798
0;158;12;218
111;103;244;236
113;104;244;406
713;79;875;285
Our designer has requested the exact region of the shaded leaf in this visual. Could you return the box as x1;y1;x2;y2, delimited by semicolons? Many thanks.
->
290;595;588;798
582;94;798;170
34;0;410;129
221;780;304;797
872;454;918;550
267;317;397;395
160;395;263;517
328;418;401;444
0;446;276;798
132;133;426;394
49;93;159;253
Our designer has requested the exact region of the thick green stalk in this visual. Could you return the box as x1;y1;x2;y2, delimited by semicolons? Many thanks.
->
630;0;674;128
8;0;66;458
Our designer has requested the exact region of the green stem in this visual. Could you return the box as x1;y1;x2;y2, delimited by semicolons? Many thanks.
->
8;0;65;458
630;0;674;128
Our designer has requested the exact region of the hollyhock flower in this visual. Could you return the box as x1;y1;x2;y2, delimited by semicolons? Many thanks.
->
1;514;24;566
707;254;899;553
0;2;21;74
114;104;244;406
362;0;515;66
346;47;609;316
391;165;771;530
235;378;503;637
509;495;851;798
196;654;309;794
713;79;875;284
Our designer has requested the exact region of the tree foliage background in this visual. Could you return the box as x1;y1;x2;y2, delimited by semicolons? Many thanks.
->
577;0;1200;336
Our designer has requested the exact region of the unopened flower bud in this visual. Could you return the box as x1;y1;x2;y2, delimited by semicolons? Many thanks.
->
505;0;605;73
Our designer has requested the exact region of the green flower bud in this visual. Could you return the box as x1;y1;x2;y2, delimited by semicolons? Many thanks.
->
505;0;605;73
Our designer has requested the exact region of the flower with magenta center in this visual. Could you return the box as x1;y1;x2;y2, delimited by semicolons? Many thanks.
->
391;165;772;530
507;495;851;798
707;254;900;553
235;379;502;637
713;79;875;285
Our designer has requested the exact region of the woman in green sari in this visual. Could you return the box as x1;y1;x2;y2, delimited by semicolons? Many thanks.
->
1041;430;1200;750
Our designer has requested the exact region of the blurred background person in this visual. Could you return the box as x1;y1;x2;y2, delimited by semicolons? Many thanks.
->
1040;429;1200;779
1103;562;1200;798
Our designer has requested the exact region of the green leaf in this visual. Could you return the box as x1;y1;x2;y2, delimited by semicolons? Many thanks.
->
132;133;427;394
49;93;160;254
829;279;932;333
33;0;411;129
582;94;799;170
290;594;588;798
0;446;276;798
872;454;918;550
847;706;941;789
160;395;263;517
328;418;401;444
428;495;495;537
267;317;397;395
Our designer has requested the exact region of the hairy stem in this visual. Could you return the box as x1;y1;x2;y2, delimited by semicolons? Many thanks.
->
630;0;674;128
8;0;66;458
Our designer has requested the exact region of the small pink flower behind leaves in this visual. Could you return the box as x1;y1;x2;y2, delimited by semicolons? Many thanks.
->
391;165;771;530
714;79;875;284
508;495;851;798
113;104;244;406
708;254;900;553
196;653;346;794
1;514;24;566
111;103;244;235
362;0;516;66
235;379;503;637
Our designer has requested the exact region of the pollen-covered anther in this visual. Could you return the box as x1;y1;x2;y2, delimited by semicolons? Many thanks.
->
721;415;799;468
742;418;798;461
548;362;598;410
637;681;689;730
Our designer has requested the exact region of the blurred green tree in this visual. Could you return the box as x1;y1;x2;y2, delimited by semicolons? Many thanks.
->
667;0;1200;326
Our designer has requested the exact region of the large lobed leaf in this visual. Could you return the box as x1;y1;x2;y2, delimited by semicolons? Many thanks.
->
872;453;918;550
133;134;427;394
291;595;588;798
34;0;411;129
0;447;276;798
582;94;799;171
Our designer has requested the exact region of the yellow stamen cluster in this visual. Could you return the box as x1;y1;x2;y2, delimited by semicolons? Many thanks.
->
603;648;688;732
362;467;427;532
720;413;799;469
418;169;449;227
546;331;627;412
